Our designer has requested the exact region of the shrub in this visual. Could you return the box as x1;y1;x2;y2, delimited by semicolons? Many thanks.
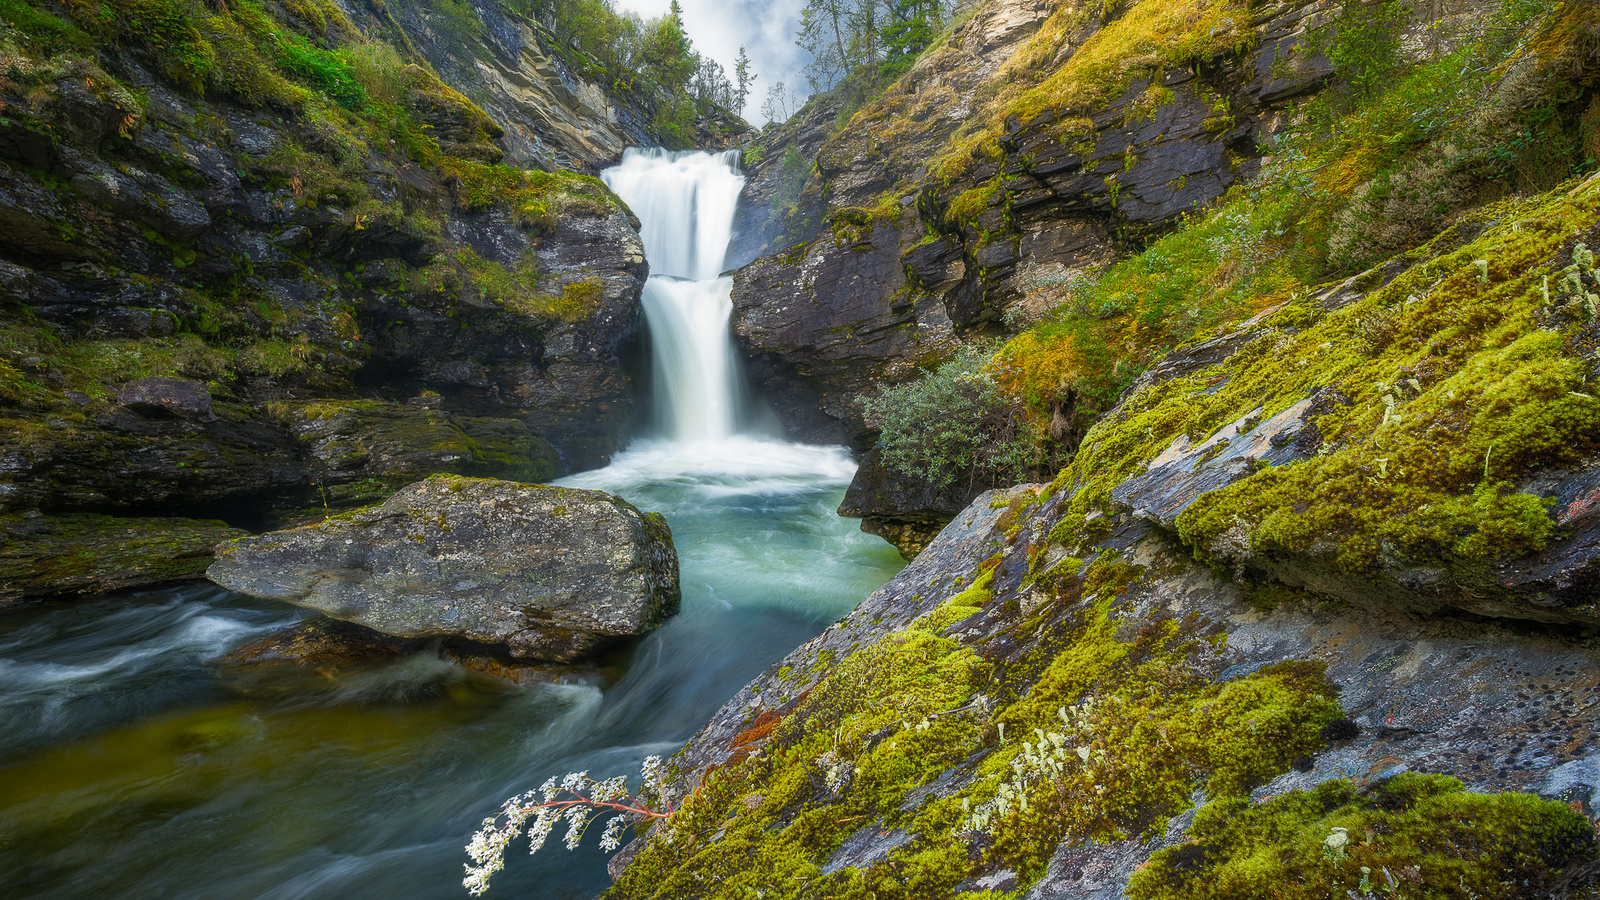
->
862;345;1045;490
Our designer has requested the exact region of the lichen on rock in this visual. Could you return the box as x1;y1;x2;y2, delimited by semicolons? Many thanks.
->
207;475;680;661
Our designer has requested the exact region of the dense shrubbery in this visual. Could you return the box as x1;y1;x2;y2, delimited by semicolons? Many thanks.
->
861;346;1047;491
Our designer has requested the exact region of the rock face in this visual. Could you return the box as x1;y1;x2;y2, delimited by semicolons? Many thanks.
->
388;0;751;174
0;0;690;599
207;476;680;661
0;512;247;603
836;446;982;558
728;0;1524;540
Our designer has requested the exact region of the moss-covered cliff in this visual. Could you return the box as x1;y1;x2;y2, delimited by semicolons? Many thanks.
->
0;0;746;599
731;0;1598;551
601;1;1600;895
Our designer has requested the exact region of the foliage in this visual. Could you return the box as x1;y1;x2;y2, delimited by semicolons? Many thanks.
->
275;33;365;110
793;0;956;102
978;0;1597;515
510;0;737;124
862;345;1046;490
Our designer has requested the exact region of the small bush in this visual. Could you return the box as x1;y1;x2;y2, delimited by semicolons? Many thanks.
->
862;345;1045;490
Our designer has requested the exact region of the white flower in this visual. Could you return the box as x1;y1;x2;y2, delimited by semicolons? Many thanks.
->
561;771;588;794
640;755;662;786
562;806;588;850
599;815;628;852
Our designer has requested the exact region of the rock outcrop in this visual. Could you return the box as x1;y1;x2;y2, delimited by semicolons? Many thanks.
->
0;0;693;593
728;0;1579;541
0;512;246;603
836;446;982;558
613;437;1600;897
207;475;680;662
607;10;1600;884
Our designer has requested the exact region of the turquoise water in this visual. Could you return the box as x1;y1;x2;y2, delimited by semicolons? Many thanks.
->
0;437;902;899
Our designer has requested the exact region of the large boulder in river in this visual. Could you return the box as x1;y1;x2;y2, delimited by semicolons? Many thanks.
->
206;475;679;662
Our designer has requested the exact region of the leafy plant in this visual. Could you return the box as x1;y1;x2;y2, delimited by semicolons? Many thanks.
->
862;345;1045;490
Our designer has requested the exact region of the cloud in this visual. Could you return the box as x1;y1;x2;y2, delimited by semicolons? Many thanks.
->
610;0;811;122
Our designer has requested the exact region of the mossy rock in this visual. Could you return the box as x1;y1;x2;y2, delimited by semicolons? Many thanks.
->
0;512;246;602
275;399;560;508
1130;774;1598;899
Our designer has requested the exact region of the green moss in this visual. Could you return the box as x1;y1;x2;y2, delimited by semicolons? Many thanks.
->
1168;190;1600;574
0;513;246;599
1129;774;1597;899
607;537;1343;898
1022;182;1600;582
0;0;94;53
438;158;620;229
944;180;1005;229
609;620;990;900
919;568;992;632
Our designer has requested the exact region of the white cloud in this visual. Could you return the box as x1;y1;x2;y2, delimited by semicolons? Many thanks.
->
611;0;811;122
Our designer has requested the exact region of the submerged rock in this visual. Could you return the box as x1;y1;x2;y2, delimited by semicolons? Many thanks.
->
0;512;247;603
213;616;414;674
206;475;679;662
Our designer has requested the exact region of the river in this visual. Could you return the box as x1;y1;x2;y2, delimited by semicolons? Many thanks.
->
0;149;903;900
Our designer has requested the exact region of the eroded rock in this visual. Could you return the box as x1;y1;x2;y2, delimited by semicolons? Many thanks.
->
207;475;680;662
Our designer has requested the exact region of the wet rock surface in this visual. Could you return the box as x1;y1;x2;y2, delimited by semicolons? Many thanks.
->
0;512;247;603
211;614;599;690
838;446;985;558
273;400;560;508
207;475;680;662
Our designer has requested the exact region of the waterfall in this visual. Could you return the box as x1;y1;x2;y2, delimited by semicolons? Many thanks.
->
602;148;748;441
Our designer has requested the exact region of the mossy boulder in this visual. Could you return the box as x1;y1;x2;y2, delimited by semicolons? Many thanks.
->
0;512;246;602
206;475;680;662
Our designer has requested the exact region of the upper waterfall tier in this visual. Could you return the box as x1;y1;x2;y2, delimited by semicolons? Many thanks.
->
603;148;745;281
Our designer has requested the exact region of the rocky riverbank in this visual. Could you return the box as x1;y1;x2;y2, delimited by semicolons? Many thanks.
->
0;0;738;599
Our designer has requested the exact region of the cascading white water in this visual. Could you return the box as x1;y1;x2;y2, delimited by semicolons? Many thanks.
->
602;148;747;441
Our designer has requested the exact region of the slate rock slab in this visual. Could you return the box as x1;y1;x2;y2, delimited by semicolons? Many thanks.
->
207;475;679;662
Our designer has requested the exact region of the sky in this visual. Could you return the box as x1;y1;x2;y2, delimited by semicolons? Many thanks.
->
611;0;810;123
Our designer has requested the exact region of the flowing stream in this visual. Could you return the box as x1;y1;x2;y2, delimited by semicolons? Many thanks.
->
0;149;903;899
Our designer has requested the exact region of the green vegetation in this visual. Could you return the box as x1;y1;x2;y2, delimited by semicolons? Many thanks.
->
508;0;741;135
864;2;1599;582
1130;774;1597;899
793;0;955;97
0;0;630;412
862;344;1047;490
605;544;1349;898
0;513;244;598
